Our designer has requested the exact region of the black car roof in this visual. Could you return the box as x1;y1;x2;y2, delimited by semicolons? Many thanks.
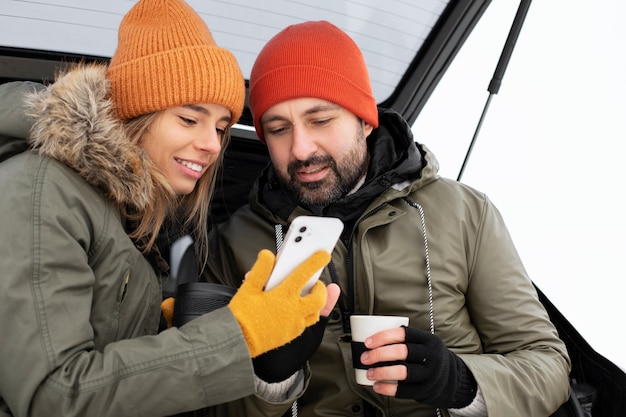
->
0;0;490;129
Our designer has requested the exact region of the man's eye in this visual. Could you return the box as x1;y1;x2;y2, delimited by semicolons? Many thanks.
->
267;126;286;135
313;118;331;126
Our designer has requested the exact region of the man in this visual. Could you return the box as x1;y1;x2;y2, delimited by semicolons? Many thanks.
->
203;21;570;416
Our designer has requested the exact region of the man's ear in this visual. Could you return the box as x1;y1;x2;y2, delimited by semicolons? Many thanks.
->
362;120;374;138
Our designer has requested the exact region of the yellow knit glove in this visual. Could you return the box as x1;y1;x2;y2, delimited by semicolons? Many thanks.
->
229;249;330;358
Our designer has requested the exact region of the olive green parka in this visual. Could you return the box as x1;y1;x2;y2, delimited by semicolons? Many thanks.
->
203;109;571;416
0;68;259;417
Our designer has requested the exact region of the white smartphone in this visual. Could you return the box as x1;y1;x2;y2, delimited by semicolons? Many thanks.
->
264;216;344;295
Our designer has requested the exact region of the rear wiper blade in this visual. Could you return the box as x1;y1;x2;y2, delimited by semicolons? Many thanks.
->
457;0;532;181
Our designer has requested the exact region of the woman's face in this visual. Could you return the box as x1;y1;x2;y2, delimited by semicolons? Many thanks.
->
140;103;231;195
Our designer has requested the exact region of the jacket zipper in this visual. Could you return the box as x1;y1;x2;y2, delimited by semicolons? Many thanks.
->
118;273;130;303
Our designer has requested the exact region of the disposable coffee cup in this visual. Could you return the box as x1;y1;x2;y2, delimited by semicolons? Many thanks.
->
350;315;409;386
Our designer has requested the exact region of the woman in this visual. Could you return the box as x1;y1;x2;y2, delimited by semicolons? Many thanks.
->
0;1;338;416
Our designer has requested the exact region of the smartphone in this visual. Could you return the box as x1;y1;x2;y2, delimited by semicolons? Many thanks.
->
264;216;344;295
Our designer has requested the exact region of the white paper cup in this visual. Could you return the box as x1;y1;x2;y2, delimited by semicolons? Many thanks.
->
350;315;409;385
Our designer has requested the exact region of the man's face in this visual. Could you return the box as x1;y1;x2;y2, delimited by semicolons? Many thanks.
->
260;97;374;206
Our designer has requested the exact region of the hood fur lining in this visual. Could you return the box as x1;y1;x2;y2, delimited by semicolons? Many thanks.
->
25;63;152;211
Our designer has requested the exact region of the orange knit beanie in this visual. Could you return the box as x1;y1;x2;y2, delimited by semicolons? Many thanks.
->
107;0;244;124
249;20;378;142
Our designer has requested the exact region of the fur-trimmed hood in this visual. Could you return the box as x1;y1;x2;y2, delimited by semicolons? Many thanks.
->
24;64;153;211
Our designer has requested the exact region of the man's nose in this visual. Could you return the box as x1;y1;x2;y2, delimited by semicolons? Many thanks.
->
290;126;317;160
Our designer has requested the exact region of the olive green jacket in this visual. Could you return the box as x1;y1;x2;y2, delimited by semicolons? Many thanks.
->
203;109;571;416
0;69;260;417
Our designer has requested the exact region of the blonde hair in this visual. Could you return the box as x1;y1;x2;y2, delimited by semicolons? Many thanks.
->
124;112;230;270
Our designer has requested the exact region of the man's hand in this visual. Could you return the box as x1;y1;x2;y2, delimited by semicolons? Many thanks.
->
359;326;477;409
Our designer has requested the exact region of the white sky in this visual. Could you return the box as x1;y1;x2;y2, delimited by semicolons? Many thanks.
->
413;0;626;371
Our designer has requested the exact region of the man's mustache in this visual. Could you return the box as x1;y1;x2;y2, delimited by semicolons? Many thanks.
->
288;155;335;173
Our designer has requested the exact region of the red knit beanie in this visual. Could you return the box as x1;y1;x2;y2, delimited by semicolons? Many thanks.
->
107;0;244;123
249;20;379;142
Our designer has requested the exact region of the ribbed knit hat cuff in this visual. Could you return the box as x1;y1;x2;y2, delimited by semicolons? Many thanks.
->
250;66;378;142
108;45;244;123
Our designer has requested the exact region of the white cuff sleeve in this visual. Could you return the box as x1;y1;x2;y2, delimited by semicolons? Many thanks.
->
448;385;487;417
254;370;304;403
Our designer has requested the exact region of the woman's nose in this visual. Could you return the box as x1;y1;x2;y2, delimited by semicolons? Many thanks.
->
196;128;222;154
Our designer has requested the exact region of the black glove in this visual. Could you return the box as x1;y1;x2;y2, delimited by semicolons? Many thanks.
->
395;326;477;409
252;316;328;383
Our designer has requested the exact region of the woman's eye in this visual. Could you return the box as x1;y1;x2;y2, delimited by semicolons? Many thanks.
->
180;116;195;125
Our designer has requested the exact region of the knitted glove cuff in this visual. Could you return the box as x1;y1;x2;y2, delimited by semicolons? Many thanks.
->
253;317;328;382
449;355;478;408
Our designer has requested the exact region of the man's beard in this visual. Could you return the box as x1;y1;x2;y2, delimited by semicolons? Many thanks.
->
275;130;369;207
